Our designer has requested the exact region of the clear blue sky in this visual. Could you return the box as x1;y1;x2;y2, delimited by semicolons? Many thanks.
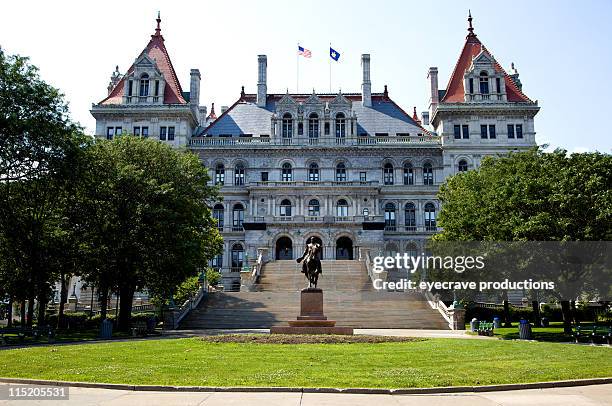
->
1;0;611;152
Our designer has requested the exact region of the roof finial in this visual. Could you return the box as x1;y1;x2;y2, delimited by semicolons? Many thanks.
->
383;85;388;99
154;11;161;36
467;10;476;39
240;86;245;99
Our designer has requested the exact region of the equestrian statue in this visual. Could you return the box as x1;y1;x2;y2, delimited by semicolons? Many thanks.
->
296;237;323;288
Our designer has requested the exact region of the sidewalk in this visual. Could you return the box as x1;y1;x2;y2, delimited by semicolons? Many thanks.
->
1;383;610;405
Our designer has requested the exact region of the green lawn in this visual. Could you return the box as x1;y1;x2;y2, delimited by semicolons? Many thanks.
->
1;337;611;388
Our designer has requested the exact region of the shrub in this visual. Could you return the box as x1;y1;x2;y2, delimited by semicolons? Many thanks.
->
131;312;157;323
174;276;200;305
206;268;222;286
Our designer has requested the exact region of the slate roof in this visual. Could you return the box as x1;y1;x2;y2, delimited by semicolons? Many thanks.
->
97;15;186;105
199;93;430;137
440;13;532;103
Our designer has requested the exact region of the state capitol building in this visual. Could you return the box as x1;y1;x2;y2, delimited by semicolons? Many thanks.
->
91;12;539;290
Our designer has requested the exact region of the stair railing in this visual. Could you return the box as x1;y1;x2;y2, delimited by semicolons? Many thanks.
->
240;250;266;291
424;290;453;327
167;282;208;329
362;248;387;284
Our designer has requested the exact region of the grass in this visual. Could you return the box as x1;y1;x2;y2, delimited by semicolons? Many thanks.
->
0;336;611;388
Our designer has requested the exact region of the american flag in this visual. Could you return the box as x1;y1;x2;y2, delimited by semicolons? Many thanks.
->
298;45;311;58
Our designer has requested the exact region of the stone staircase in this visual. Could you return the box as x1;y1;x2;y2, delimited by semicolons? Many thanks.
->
179;260;449;330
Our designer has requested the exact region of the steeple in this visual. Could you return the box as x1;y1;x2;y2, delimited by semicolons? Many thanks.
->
153;11;162;38
467;10;477;41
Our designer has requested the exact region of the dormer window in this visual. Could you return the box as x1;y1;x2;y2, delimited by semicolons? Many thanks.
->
139;73;150;97
308;113;319;138
335;113;346;138
495;77;501;93
479;71;489;94
154;80;160;96
282;113;293;138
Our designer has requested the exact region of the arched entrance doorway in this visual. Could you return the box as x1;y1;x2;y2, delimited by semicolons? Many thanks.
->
305;236;323;259
276;236;293;260
336;236;353;260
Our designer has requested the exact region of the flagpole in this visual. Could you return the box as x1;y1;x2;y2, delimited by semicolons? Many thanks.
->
297;42;299;93
329;42;332;93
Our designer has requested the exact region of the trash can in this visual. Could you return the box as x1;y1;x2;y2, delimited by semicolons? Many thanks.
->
100;319;113;339
518;319;532;339
541;317;549;327
470;318;479;332
493;317;501;329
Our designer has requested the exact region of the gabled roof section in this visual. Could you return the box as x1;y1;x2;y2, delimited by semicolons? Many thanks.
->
98;13;186;105
197;92;431;137
441;12;532;103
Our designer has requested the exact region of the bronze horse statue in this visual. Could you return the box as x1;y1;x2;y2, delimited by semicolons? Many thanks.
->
296;237;322;288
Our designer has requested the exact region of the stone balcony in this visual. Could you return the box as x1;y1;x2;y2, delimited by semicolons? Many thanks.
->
189;135;441;148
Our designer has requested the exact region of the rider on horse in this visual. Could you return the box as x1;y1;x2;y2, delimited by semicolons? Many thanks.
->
296;237;322;287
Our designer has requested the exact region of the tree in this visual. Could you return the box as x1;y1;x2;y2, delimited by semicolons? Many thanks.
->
0;49;87;328
76;136;222;331
435;148;612;332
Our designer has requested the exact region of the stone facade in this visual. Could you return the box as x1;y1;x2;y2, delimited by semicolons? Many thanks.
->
90;14;539;290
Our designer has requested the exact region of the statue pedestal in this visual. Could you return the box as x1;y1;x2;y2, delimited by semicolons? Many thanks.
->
271;288;353;335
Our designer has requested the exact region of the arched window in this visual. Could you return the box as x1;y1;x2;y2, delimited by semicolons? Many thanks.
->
213;204;224;231
281;162;293;182
282;113;293;138
231;243;244;270
308;199;320;217
362;207;370;217
423;162;433;185
406;243;418;260
384;202;396;231
337;199;349;217
232;203;244;230
335;162;347;182
335;112;346;138
424;203;436;231
234;163;245;185
139;73;150;97
479;71;489;94
308;162;319;182
215;163;225;185
403;162;414;185
383;163;394;185
458;159;468;172
280;199;292;217
404;202;416;231
385;243;399;258
308;113;319;138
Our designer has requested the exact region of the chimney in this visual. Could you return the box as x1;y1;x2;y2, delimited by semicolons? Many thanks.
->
428;67;439;113
257;55;267;107
361;54;372;107
190;68;201;107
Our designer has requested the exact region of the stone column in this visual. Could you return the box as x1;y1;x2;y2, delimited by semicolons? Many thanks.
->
448;305;466;330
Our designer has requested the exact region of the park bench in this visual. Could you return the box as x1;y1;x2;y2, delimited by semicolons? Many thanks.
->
131;321;149;337
477;322;494;336
0;326;55;345
574;325;612;345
